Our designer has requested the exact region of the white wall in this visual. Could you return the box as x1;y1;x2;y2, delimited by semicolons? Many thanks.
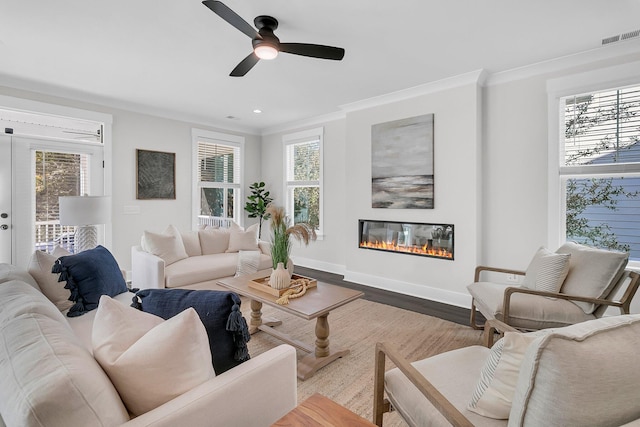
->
0;85;261;272
4;46;640;311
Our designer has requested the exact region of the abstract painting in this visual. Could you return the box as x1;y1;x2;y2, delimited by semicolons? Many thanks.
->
136;149;176;199
371;114;434;209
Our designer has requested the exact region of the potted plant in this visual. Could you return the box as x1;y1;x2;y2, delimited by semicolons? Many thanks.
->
265;204;316;289
244;182;273;238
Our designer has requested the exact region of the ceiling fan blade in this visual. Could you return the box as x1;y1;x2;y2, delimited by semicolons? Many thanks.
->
230;53;260;77
202;1;259;40
279;43;345;60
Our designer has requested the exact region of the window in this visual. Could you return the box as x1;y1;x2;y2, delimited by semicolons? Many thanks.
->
558;85;640;260
34;150;90;253
192;129;243;228
284;127;323;236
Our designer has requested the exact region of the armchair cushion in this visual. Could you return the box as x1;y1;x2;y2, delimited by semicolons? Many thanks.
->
521;247;570;295
556;242;628;314
385;346;503;427
510;314;640;427
468;281;594;330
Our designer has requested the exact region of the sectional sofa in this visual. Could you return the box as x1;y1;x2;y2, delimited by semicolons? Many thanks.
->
0;258;296;427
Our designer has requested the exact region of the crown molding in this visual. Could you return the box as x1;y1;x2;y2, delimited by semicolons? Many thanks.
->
339;69;487;114
486;38;640;87
260;110;345;136
0;74;261;136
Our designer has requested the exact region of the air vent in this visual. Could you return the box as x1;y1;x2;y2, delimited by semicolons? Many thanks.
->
602;29;640;45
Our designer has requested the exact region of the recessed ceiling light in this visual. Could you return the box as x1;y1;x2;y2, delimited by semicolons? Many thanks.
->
253;109;262;114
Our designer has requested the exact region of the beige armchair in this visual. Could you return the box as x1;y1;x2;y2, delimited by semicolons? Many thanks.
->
467;242;639;331
373;315;640;427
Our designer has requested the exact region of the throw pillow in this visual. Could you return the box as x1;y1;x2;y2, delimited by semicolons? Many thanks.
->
556;241;629;314
92;296;214;416
226;228;259;253
521;247;571;295
131;288;250;374
180;230;202;257
142;225;188;266
235;250;261;277
199;228;231;255
467;332;540;419
52;245;128;317
28;246;73;311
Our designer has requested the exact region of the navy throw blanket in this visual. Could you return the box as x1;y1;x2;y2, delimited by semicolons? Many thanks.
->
131;288;250;374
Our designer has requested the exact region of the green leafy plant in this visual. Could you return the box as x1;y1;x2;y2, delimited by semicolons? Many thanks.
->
244;182;273;238
265;205;316;269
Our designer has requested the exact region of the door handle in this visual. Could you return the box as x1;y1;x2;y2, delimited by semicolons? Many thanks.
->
0;224;8;230
0;213;7;219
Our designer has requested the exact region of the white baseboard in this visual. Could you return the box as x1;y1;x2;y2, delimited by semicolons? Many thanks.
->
292;257;471;309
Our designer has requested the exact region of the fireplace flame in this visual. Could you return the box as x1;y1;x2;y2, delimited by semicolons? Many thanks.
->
359;240;453;259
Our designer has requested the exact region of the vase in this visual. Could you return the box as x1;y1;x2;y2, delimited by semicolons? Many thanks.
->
269;262;291;290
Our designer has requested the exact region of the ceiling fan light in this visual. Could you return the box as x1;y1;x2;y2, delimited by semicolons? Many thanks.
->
254;44;278;60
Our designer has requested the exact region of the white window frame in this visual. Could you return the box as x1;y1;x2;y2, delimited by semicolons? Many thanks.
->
283;127;324;239
191;128;244;230
547;60;640;266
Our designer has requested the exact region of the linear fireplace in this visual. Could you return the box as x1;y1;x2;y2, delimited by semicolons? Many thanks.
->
359;219;454;260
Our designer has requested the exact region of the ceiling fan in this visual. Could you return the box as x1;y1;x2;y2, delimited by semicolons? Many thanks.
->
202;0;345;77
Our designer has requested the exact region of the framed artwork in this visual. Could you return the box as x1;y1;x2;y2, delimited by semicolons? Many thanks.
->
371;114;434;209
136;149;176;200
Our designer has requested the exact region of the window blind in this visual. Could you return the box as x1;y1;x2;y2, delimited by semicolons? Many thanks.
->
197;141;239;184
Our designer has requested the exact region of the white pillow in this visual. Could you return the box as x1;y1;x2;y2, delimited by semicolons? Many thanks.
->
27;246;73;311
92;296;215;416
522;247;571;294
226;228;259;253
180;230;202;257
142;225;188;266
235;250;261;277
199;229;231;254
467;332;539;419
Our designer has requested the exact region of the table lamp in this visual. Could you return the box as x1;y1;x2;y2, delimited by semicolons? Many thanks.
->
59;196;111;253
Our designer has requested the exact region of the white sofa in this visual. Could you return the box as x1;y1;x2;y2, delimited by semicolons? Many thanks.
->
132;224;272;290
0;263;297;427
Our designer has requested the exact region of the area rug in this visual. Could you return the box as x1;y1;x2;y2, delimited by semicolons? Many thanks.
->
244;297;484;426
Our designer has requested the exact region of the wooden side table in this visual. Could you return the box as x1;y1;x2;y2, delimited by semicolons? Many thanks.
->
272;393;376;426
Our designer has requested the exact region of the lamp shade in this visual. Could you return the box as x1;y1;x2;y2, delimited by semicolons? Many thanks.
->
59;196;111;226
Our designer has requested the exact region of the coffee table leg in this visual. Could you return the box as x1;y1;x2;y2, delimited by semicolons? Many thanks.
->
249;299;282;335
298;313;349;380
315;314;330;357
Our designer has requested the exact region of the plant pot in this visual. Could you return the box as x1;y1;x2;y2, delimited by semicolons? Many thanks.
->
269;262;291;290
286;258;294;277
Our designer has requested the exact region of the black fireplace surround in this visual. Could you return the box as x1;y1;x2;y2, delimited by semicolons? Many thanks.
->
359;219;454;260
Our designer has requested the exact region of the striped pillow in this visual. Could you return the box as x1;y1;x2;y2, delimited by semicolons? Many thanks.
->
522;247;571;294
468;332;539;419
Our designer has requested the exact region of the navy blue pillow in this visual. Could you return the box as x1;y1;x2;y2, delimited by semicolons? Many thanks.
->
131;288;250;375
52;245;128;317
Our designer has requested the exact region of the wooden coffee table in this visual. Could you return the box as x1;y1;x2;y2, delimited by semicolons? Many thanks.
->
217;272;363;380
272;393;376;426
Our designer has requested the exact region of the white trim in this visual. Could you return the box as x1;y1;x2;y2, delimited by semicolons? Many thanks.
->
261;111;345;136
291;256;345;276
339;69;487;114
282;127;324;237
191;128;245;230
547;62;640;250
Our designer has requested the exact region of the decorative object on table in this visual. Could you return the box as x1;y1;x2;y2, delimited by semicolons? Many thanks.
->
265;204;316;284
136;149;176;200
269;262;291;290
244;181;273;238
59;195;111;253
371;113;434;209
249;274;318;297
275;277;315;305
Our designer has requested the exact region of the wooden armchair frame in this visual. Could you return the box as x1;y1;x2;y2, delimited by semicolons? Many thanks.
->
373;320;516;426
469;266;640;331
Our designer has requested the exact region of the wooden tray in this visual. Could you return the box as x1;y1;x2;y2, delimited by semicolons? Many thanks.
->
249;274;318;297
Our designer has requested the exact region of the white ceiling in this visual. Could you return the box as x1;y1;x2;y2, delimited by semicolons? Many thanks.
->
2;0;640;134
